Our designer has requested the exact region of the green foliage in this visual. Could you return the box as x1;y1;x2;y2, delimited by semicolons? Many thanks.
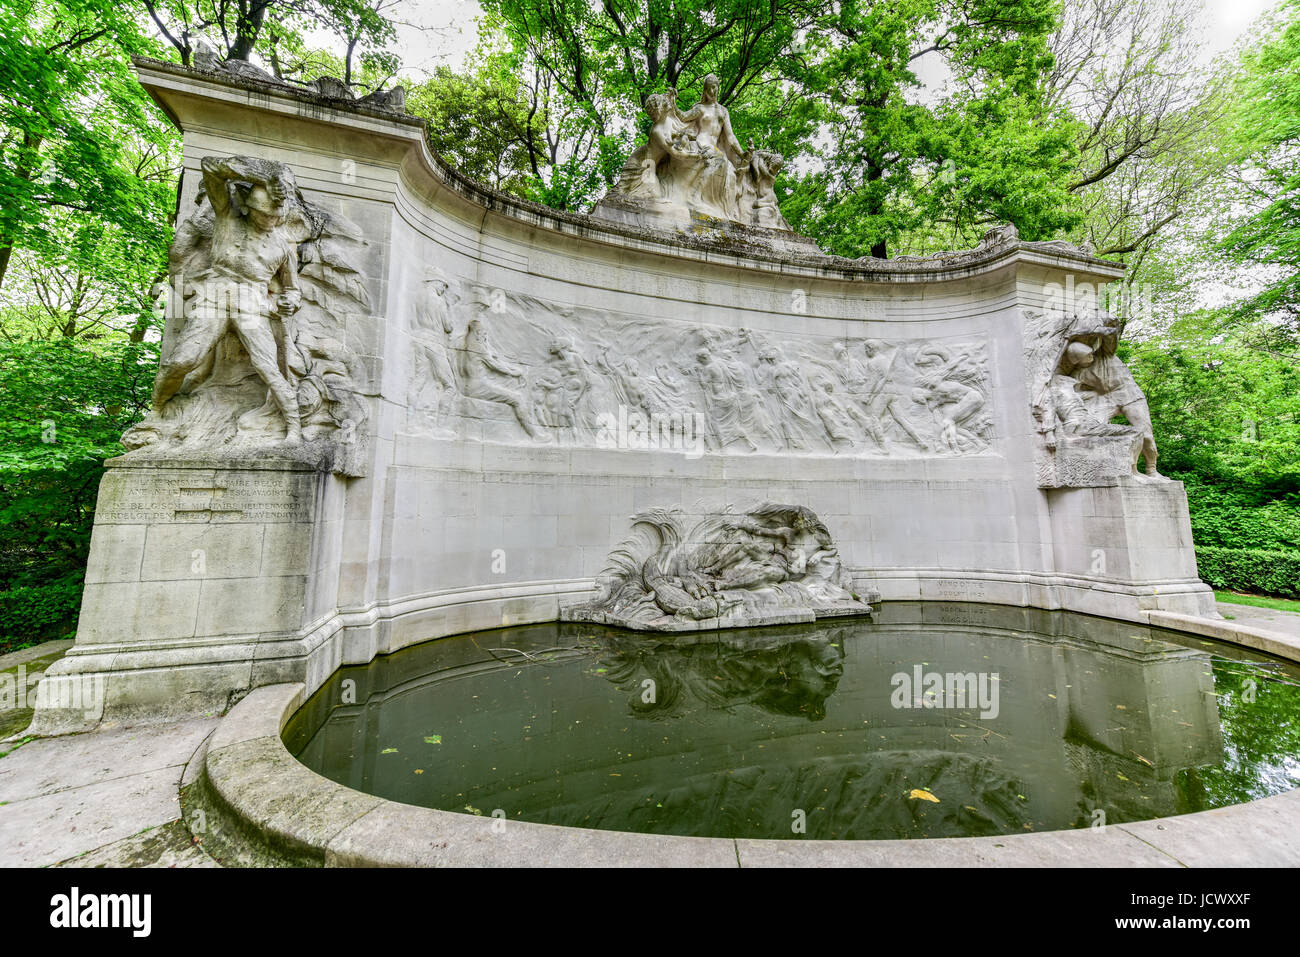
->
142;0;401;75
1195;547;1300;599
1183;482;1300;552
1123;329;1300;493
0;578;82;651
780;0;1080;257
0;339;156;642
1219;0;1300;342
0;0;176;293
1125;323;1300;598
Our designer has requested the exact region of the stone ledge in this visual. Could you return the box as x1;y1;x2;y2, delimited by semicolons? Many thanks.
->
133;57;1125;284
1146;610;1300;660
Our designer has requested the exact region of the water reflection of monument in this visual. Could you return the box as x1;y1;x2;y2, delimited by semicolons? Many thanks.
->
586;625;849;721
572;606;1225;838
290;607;1226;841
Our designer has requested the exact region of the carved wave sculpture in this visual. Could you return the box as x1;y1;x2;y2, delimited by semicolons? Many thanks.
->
561;504;874;632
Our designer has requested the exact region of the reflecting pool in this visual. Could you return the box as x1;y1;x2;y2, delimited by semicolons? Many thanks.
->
285;603;1300;840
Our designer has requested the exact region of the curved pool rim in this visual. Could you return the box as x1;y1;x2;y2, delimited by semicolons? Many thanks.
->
193;608;1300;867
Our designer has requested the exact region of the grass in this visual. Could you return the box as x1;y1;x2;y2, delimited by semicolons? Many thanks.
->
1214;590;1300;615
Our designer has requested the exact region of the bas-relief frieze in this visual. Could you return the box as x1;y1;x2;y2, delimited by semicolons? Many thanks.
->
404;273;997;460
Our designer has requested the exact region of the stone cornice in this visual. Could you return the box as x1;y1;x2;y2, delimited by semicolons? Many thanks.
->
133;56;1126;285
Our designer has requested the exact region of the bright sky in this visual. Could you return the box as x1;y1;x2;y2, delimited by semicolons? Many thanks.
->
390;0;1288;78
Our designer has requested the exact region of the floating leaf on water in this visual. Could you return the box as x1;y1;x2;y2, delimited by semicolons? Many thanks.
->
424;735;442;745
381;748;398;754
907;789;940;803
413;769;424;775
1117;772;1130;782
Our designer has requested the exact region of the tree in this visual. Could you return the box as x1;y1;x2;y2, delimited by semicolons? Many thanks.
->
473;0;825;211
0;338;157;648
1044;0;1230;271
140;0;402;73
405;49;553;199
782;0;1078;258
1219;0;1300;346
0;0;175;292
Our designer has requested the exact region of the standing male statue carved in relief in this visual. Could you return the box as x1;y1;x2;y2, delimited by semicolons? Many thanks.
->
123;154;372;475
153;156;305;443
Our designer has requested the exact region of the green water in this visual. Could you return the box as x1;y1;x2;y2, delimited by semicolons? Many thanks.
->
285;603;1300;840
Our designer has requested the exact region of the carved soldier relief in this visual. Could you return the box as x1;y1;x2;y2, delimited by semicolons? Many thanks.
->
124;155;373;476
1025;309;1164;488
403;277;995;459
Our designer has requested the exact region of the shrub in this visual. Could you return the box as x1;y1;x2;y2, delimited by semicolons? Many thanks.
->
1196;546;1300;599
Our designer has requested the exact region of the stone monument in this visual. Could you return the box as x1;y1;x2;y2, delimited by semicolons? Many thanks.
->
592;77;817;253
27;59;1216;733
562;504;874;631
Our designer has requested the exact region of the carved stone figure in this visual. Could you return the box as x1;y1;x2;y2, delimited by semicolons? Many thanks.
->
532;336;594;440
594;75;795;234
459;317;541;439
1026;310;1162;487
396;276;995;460
745;149;791;230
756;344;819;450
1068;332;1160;477
911;345;993;454
410;267;458;432
692;346;755;451
123;155;371;475
562;504;874;631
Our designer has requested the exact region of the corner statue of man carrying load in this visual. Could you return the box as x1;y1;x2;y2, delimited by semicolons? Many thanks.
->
121;153;372;475
153;156;306;443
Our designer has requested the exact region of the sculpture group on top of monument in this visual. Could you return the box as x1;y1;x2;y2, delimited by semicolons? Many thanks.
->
595;75;792;231
122;155;372;476
562;504;872;631
405;274;995;459
1026;309;1163;488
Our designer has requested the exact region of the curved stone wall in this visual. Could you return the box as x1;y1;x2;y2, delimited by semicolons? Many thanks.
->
31;60;1215;729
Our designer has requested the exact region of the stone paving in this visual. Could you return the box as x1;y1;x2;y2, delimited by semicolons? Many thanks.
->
1216;600;1300;639
0;714;219;867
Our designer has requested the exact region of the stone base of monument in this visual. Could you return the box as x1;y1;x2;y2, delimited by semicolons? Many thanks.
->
590;193;824;258
560;599;873;633
1047;477;1218;618
25;457;345;735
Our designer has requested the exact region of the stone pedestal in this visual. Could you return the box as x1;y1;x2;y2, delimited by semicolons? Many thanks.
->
1046;478;1217;619
29;458;343;733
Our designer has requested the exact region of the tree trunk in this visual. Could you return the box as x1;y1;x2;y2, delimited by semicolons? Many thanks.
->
227;2;268;61
0;131;45;290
